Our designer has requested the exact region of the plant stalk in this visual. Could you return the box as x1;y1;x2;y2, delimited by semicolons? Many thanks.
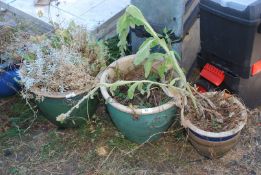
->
142;21;198;111
57;80;187;122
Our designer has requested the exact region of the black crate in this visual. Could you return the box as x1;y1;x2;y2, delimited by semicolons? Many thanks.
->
200;0;261;78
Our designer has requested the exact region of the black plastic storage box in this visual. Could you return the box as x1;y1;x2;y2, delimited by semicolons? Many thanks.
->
196;0;261;108
200;0;261;78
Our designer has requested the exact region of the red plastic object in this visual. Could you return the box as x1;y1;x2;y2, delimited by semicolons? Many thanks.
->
200;63;225;86
252;60;261;76
196;84;207;93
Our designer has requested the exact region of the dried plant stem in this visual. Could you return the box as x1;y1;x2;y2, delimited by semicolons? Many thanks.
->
57;80;187;122
138;18;198;112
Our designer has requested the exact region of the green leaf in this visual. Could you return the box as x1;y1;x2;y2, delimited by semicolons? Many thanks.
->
173;51;181;61
163;27;168;34
148;53;165;61
137;83;145;95
144;52;165;78
128;82;139;99
126;5;146;23
126;5;156;36
129;16;143;27
117;13;128;34
138;37;154;50
144;60;153;78
117;13;131;54
158;38;169;50
134;38;155;65
143;25;155;37
117;28;129;54
146;83;153;98
165;54;174;65
109;84;118;96
23;53;36;62
169;78;180;86
157;63;166;79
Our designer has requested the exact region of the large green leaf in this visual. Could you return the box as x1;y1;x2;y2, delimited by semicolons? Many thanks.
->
165;54;174;68
137;83;145;95
126;5;156;36
173;50;181;61
144;59;153;78
146;83;153;98
109;83;119;96
117;13;127;32
144;52;166;78
126;5;146;23
157;63;167;79
134;38;156;65
128;82;139;99
148;53;165;61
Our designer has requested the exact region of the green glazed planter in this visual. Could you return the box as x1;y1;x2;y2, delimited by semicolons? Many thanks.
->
100;55;177;144
33;90;98;128
106;103;176;143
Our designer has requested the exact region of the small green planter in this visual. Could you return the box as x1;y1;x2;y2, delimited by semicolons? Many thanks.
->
100;55;177;144
34;90;98;128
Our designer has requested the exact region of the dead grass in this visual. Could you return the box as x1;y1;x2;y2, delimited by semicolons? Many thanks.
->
0;96;260;175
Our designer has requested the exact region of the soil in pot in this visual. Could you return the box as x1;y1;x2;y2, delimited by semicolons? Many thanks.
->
185;92;246;132
110;67;172;109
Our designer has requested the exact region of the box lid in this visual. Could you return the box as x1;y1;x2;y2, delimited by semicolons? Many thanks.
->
200;0;261;23
212;0;258;11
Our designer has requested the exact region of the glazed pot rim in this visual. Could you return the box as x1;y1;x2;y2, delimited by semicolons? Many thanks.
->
30;87;91;99
100;54;177;115
183;92;248;138
30;76;99;99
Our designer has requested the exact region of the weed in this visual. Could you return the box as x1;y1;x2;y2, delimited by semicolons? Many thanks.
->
107;132;137;150
8;167;19;175
0;97;34;141
40;131;64;160
105;36;121;64
105;36;131;65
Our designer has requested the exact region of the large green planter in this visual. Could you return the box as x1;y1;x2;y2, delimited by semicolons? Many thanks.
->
100;55;177;144
33;90;98;128
106;103;176;143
